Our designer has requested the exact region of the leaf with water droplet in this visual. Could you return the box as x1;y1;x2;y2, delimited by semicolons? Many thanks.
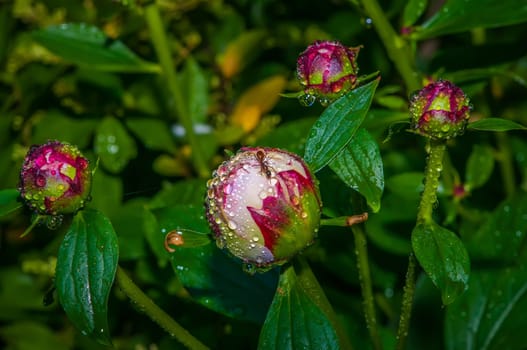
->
147;204;278;323
412;221;470;305
445;265;527;350
413;0;527;40
402;0;428;28
328;129;384;212
259;263;340;349
304;78;379;172
94;117;137;174
55;209;118;345
464;192;527;263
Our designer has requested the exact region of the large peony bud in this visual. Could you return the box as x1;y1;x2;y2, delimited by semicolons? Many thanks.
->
19;140;92;216
410;80;472;139
205;147;322;272
296;40;360;105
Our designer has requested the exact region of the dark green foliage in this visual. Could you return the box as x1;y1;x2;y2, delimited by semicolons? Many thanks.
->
1;0;527;349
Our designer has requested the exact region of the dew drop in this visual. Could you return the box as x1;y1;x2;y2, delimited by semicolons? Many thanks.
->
298;94;316;107
216;237;226;249
301;211;308;219
35;175;46;187
318;97;330;107
362;17;373;28
242;263;256;275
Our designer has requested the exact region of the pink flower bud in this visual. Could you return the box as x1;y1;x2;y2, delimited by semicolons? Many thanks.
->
296;40;360;105
410;80;472;139
19;141;92;215
205;147;322;271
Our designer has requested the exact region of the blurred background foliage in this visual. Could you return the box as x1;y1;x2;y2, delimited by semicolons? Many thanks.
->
1;0;527;349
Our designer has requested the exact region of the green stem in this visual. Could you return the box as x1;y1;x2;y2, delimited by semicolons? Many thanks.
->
357;0;421;92
396;139;446;349
20;215;44;238
320;213;368;227
115;266;209;350
417;139;447;224
395;254;416;350
293;258;354;350
351;225;382;350
144;4;210;178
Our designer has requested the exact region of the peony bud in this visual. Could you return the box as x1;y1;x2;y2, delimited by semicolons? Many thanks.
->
296;40;360;105
410;80;471;139
19;140;92;216
205;147;322;272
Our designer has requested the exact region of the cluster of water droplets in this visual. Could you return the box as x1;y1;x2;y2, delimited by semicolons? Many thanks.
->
205;150;278;269
298;93;332;107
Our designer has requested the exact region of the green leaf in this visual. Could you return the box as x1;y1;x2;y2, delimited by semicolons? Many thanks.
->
55;209;119;345
111;199;148;261
149;179;207;209
33;23;159;73
255;117;317;155
468;118;527;132
445;266;527;350
178;58;209;123
412;221;470;305
465;145;495;190
464;193;527;263
147;205;278;323
0;189;21;218
413;0;527;40
94;117;137;173
385;172;424;200
258;264;340;350
304;78;379;172
32;111;97;149
0;321;69;350
402;0;428;28
125;118;176;153
328;129;384;212
0;268;49;320
89;168;123;220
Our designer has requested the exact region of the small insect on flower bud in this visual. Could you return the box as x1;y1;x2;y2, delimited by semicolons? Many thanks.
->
296;40;361;106
410;80;472;139
205;147;322;272
19;140;92;216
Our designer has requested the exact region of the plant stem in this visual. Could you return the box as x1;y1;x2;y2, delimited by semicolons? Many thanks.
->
395;139;446;349
320;213;369;227
144;4;210;179
294;258;355;350
352;224;382;350
395;253;416;350
416;139;447;224
115;266;209;350
357;0;421;92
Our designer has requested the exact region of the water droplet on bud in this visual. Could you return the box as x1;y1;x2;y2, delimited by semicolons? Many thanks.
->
298;93;316;107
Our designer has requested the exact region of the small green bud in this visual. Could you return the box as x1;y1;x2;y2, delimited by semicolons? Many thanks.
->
410;80;472;139
296;40;361;106
19;140;92;216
